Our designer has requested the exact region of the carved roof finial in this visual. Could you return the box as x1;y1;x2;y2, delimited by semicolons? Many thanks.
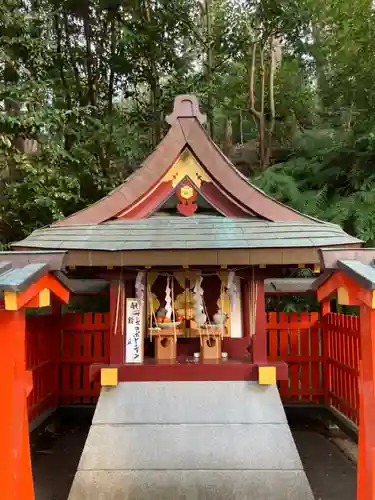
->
166;95;207;126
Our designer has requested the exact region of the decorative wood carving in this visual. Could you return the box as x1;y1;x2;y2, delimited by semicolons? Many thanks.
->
166;95;207;126
163;149;211;188
176;182;198;216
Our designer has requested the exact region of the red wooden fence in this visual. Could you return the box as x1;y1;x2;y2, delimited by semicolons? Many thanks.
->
267;312;324;403
27;311;359;430
322;312;360;425
59;313;110;405
26;315;59;422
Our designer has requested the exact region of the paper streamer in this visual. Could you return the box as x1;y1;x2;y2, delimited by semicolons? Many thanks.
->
135;271;146;306
165;275;172;319
227;270;237;312
193;274;204;318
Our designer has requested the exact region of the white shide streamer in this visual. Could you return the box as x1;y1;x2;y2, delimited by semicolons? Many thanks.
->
227;270;237;312
193;275;204;318
165;275;172;320
135;271;146;306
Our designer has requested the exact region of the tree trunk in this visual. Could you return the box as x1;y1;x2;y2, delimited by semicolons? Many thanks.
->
223;117;233;156
248;37;279;169
144;0;161;148
205;0;215;139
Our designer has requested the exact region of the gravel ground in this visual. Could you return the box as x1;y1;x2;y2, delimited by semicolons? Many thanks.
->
31;410;357;500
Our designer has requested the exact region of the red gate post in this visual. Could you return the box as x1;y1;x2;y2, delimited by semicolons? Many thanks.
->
0;309;34;500
357;304;375;500
316;264;375;500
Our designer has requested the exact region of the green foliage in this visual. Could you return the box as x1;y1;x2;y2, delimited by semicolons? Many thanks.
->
1;0;375;249
253;127;375;244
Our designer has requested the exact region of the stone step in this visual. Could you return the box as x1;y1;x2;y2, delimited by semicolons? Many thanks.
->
79;423;301;471
69;381;314;500
93;381;286;424
70;470;313;500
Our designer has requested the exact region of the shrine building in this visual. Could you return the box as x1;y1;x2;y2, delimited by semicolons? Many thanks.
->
7;95;364;500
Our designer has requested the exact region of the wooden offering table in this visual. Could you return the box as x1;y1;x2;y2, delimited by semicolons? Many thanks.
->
199;326;224;360
150;325;180;361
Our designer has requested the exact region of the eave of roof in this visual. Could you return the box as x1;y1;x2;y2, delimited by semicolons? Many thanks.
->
264;278;316;294
14;216;362;252
0;250;67;270
0;262;49;292
337;260;375;291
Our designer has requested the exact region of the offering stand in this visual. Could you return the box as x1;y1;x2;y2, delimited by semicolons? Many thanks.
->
199;326;223;360
149;323;181;361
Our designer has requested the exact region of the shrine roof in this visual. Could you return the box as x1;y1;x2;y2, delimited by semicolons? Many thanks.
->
337;260;375;290
312;248;375;292
264;278;316;294
14;215;361;252
0;252;67;295
12;96;362;253
0;262;48;292
47;95;336;226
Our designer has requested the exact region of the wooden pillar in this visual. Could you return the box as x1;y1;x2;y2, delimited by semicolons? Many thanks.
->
321;298;331;406
253;279;267;364
51;297;62;409
109;279;126;364
241;279;250;339
321;298;331;317
357;304;375;500
0;309;34;500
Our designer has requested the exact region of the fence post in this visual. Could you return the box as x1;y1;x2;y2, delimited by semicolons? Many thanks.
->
321;299;330;407
51;298;62;410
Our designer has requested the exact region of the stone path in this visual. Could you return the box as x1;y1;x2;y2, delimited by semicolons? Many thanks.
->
31;409;357;500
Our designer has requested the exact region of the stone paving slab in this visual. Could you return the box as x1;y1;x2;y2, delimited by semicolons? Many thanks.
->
93;381;287;424
79;423;301;470
69;470;314;500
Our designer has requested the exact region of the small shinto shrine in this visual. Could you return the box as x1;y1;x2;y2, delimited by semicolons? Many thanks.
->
14;95;360;383
3;95;372;500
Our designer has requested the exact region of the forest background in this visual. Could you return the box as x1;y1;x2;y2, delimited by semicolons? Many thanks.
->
1;0;375;250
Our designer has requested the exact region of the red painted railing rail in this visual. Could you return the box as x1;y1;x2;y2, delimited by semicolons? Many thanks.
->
59;313;110;405
322;312;360;425
267;312;324;403
26;315;59;422
52;311;361;430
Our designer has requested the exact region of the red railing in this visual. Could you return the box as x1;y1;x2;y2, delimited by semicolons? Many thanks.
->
25;310;360;430
267;312;324;403
322;312;360;425
26;315;59;422
59;313;110;405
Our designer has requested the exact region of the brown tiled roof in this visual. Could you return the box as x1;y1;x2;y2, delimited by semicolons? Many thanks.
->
53;95;325;227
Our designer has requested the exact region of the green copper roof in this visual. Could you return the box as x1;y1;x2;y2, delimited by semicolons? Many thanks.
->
14;215;361;252
0;262;48;292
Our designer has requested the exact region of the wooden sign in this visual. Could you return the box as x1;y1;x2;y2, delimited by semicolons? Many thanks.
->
125;298;143;363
